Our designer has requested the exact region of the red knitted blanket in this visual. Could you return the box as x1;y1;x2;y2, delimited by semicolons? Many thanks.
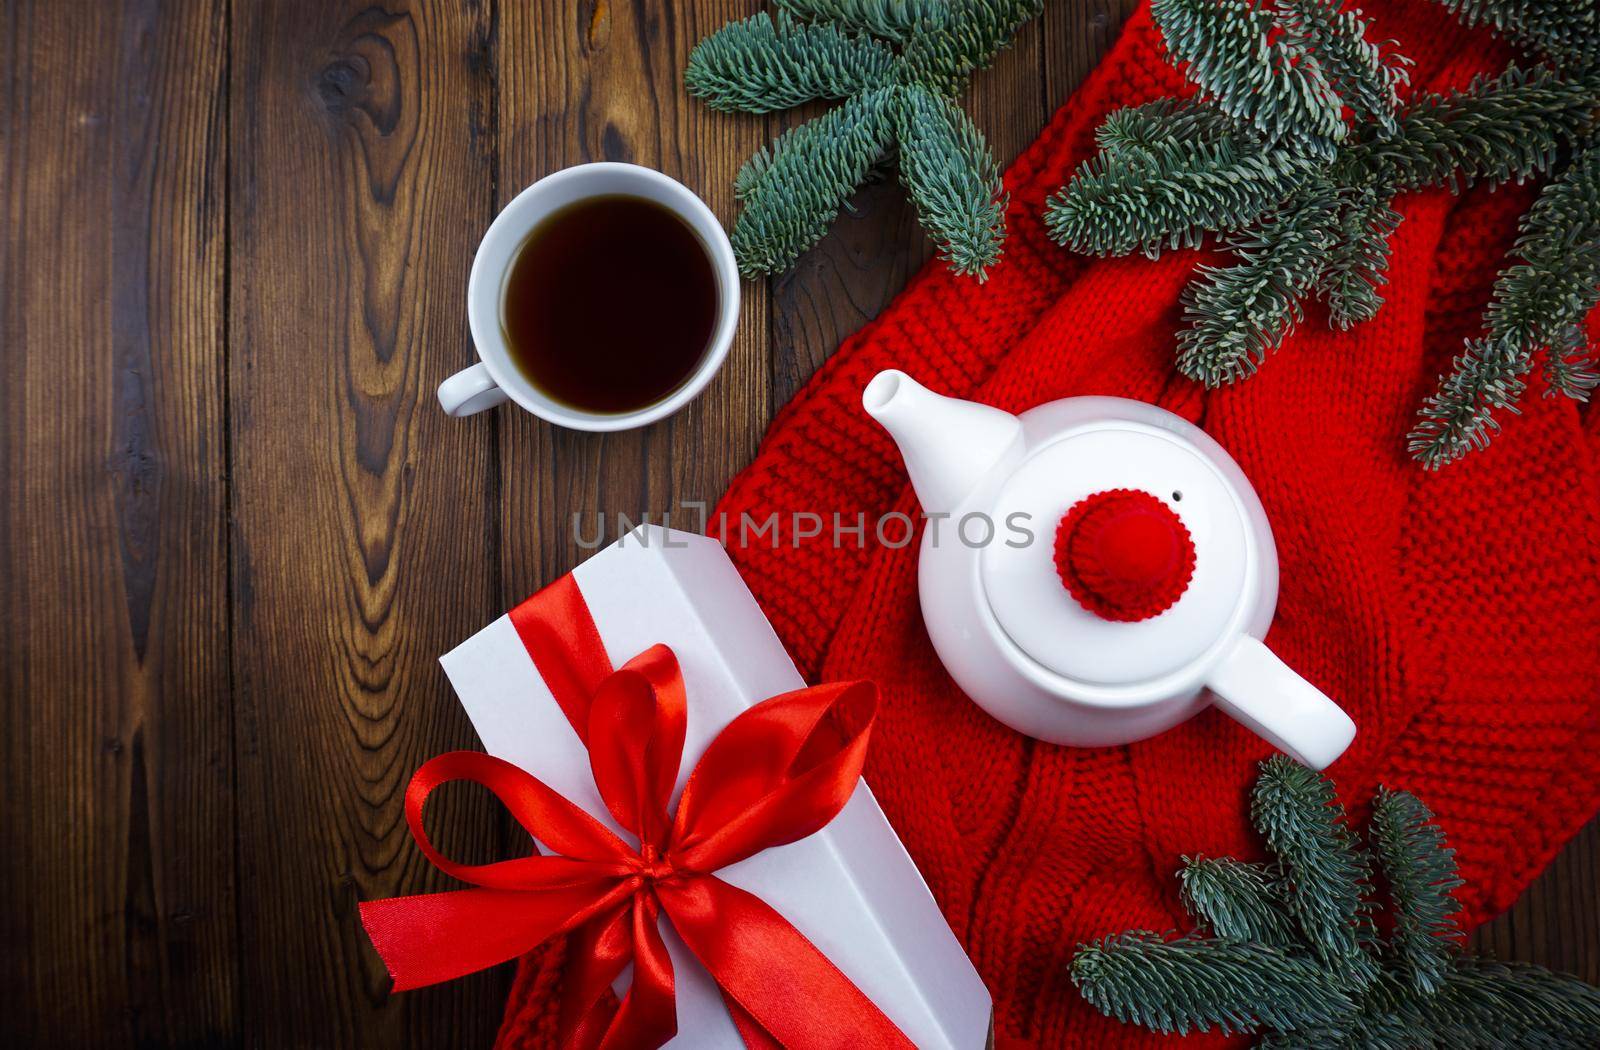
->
497;2;1600;1046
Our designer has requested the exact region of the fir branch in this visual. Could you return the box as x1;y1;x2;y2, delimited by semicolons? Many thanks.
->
1370;789;1464;995
1388;958;1600;1046
1093;98;1241;157
1042;0;1600;465
1408;336;1530;466
1323;975;1426;1050
1369;65;1599;193
1071;932;1357;1037
900;0;1044;96
1482;140;1600;355
1543;322;1599;400
1316;185;1402;329
729;88;897;277
1249;755;1378;987
1275;0;1409;131
1149;0;1348;155
1175;194;1340;386
1433;0;1600;71
1045;135;1321;259
688;0;1036;276
685;12;896;114
1410;142;1600;466
893;84;1007;277
1180;857;1300;948
775;0;948;43
733;146;775;203
1075;759;1600;1045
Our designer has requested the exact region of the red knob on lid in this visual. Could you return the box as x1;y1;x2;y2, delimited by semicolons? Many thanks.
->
1054;489;1195;622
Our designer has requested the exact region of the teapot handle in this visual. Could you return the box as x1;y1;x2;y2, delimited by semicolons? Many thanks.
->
1205;637;1356;770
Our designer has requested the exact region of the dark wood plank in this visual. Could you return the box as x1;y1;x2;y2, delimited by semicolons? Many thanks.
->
227;2;508;1044
1042;0;1142;110
1471;816;1600;982
0;0;233;1044
493;0;773;601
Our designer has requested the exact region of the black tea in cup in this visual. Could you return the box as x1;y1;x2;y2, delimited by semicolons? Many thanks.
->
501;194;719;415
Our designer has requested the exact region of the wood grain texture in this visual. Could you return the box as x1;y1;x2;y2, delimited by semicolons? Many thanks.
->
1043;0;1143;107
0;0;234;1044
1471;815;1600;983
227;2;506;1045
1;0;1596;1045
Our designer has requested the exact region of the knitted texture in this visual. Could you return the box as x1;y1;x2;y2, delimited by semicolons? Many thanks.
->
495;2;1600;1046
1055;489;1195;622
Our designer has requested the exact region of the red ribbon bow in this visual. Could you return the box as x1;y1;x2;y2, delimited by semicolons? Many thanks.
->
360;575;912;1050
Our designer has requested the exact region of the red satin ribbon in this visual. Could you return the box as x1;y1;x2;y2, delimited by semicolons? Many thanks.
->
359;574;912;1050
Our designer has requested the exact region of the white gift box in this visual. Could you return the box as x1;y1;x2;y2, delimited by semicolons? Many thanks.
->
440;525;991;1049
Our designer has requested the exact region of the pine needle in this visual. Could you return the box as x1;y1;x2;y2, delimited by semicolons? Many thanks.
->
1410;141;1600;467
685;12;895;114
1093;99;1242;156
1071;933;1357;1037
893;84;1007;277
1434;0;1600;70
1180;857;1301;948
1369;66;1597;193
1150;0;1348;155
1369;789;1463;994
1391;958;1600;1046
1543;323;1600;401
1316;185;1402;329
729;88;897;277
1275;0;1409;133
1408;336;1531;466
1175;195;1341;386
1249;755;1378;987
775;0;948;43
1482;140;1600;357
900;0;1044;96
1046;137;1321;259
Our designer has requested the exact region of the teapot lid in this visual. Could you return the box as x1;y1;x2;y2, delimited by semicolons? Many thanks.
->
979;414;1265;690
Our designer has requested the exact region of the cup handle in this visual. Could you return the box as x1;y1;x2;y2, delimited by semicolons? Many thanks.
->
1205;636;1356;770
438;363;510;417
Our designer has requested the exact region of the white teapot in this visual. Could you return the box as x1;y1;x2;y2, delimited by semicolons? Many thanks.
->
862;370;1355;770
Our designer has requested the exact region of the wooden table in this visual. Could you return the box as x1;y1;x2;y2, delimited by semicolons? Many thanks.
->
3;1;1595;1045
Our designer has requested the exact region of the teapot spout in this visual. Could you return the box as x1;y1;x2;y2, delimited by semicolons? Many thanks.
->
862;370;1023;515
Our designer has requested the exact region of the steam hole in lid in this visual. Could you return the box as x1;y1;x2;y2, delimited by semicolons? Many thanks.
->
1172;490;1183;502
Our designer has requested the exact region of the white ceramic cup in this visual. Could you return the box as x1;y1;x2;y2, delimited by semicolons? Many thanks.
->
438;163;740;430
